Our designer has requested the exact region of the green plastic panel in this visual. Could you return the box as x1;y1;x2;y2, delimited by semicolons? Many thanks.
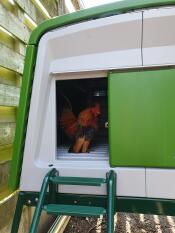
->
109;68;175;167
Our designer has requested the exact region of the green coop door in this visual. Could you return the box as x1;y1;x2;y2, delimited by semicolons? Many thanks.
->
109;69;175;168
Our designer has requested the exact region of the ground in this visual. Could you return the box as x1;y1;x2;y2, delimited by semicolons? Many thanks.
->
64;213;175;233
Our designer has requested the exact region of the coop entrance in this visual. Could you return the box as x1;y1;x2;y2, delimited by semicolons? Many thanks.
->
56;77;108;160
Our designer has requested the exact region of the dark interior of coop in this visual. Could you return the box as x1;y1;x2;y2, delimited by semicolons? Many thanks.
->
56;78;108;160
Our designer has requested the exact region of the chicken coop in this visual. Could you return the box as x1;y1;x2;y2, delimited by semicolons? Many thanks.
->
9;0;175;233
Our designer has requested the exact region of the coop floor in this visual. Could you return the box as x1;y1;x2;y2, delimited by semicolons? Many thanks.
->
57;139;108;161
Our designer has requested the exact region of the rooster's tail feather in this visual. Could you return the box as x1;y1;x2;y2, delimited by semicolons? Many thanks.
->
59;108;77;138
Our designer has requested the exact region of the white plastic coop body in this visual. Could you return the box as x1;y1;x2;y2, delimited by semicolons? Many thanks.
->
20;6;175;199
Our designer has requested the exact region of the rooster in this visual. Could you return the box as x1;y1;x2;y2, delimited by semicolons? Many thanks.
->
59;103;101;153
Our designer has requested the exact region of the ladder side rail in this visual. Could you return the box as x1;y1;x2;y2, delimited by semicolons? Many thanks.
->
106;170;116;233
29;168;57;233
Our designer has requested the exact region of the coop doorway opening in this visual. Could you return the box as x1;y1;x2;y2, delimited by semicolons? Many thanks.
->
56;77;108;160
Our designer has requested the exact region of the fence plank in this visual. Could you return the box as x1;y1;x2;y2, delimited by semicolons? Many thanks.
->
14;0;45;24
0;107;16;146
41;0;59;17
0;29;15;50
0;84;20;107
0;122;16;146
0;4;31;43
0;106;16;123
0;67;17;86
15;41;26;57
0;24;26;58
0;67;21;89
0;145;12;164
0;43;24;74
72;0;81;10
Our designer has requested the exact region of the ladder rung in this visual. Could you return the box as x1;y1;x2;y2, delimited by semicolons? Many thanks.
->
50;176;106;186
44;204;106;217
